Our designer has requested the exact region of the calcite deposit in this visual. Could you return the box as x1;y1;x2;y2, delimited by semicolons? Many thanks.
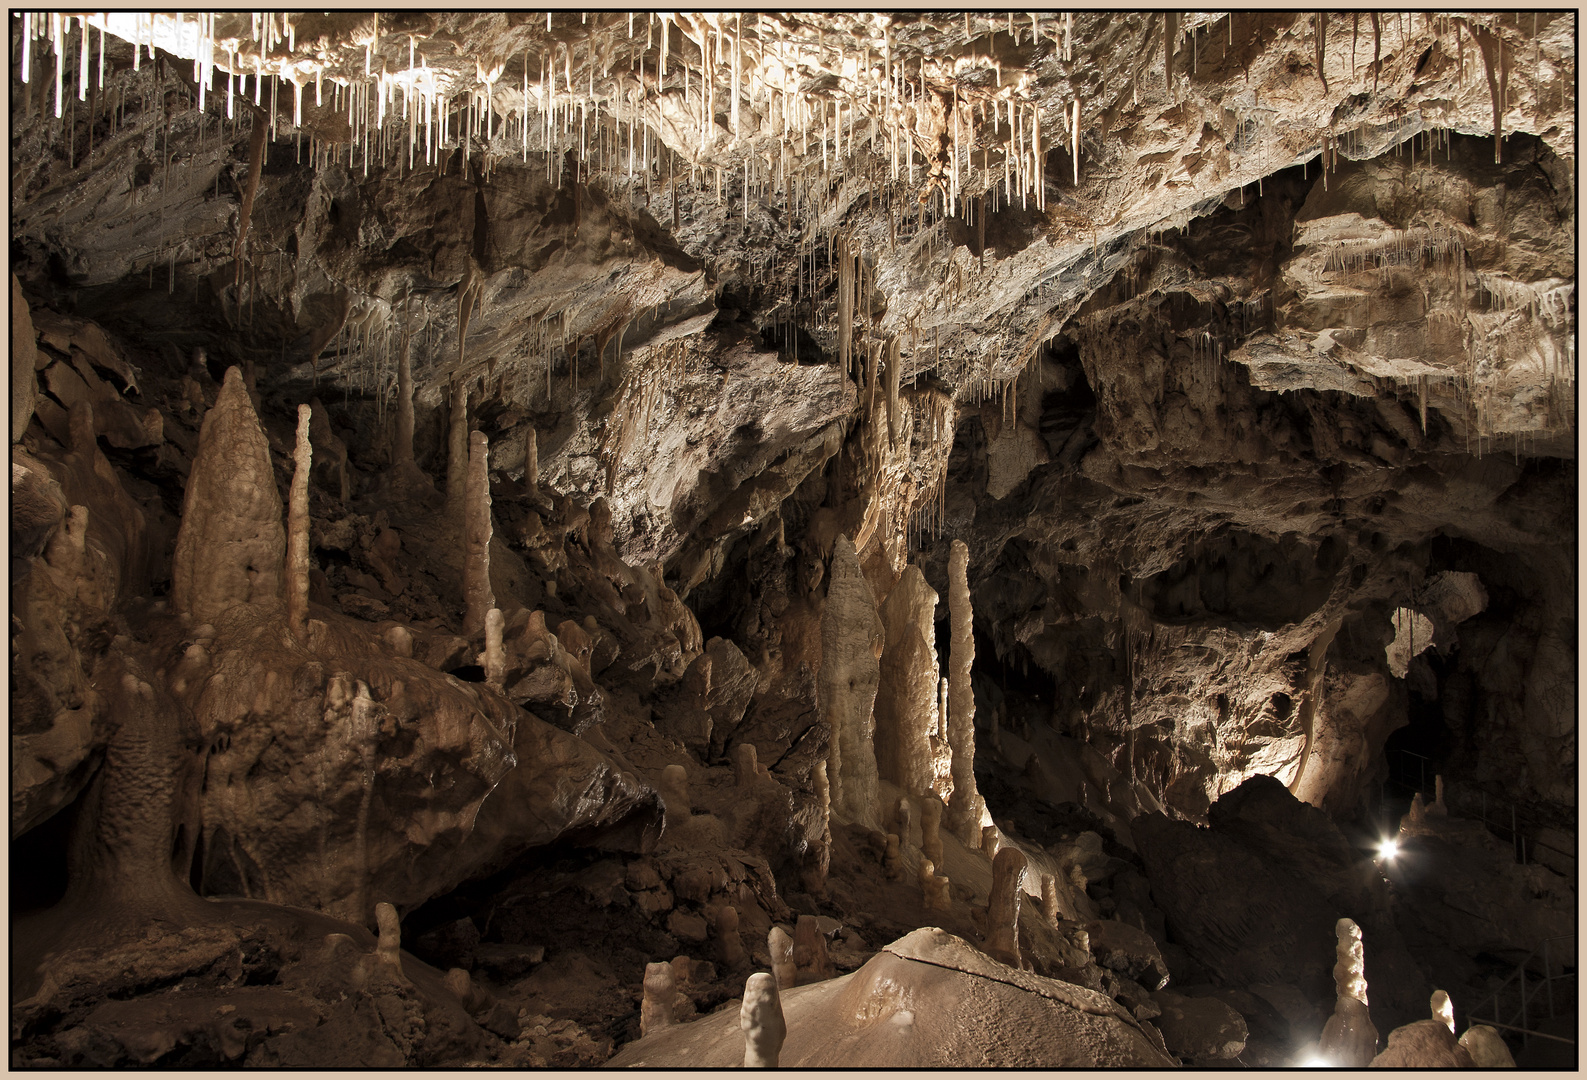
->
9;8;1573;1070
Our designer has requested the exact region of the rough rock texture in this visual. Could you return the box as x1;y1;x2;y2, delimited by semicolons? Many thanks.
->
169;368;285;624
608;928;1174;1067
1133;776;1426;1030
819;536;884;830
7;9;1574;1070
1151;988;1248;1061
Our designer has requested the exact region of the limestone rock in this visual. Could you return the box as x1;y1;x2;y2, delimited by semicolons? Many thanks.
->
169;368;284;624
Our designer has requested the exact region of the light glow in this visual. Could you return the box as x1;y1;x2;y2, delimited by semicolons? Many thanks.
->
1378;838;1399;860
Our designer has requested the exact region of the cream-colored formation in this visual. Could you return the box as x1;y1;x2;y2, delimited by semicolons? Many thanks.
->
715;905;746;970
462;429;494;638
641;961;677;1036
1040;873;1060;926
802;760;831;897
986;846;1027;969
1457;1025;1515;1067
1317;917;1379;1067
523;424;540;498
374;901;404;976
793;915;834;984
919;858;951;911
739;972;786;1068
170;367;285;624
767;926;796;991
285;404;313;642
883;833;902;880
818;535;883;830
946;540;986;842
1430;990;1454;1033
877;565;943;802
483;607;506;690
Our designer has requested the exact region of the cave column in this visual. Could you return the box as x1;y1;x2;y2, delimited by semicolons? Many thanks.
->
445;377;470;517
946;539;987;843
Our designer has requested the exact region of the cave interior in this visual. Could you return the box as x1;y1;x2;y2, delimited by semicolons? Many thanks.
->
7;9;1578;1070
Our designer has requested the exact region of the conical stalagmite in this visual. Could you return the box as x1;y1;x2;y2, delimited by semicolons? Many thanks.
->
946;540;987;842
818;534;883;830
170;367;285;624
285;404;312;642
462;429;494;637
524;423;540;498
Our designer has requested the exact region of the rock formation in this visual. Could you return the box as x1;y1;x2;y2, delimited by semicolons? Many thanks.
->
462;429;494;638
876;566;945;801
818;535;883;830
986;846;1028;969
1317;918;1379;1067
6;9;1574;1070
945;540;985;843
739;972;786;1068
169;367;284;624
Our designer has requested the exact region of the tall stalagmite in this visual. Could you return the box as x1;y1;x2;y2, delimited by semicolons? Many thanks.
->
463;429;495;637
170;367;285;624
394;328;416;468
946;539;986;841
285;404;312;642
877;564;945;802
818;534;884;830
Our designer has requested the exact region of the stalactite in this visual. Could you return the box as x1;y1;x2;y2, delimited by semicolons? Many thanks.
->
445;378;470;515
885;335;901;449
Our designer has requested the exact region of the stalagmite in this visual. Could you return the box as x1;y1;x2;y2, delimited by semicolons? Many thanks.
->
1040;873;1060;926
1457;1026;1515;1067
921;796;944;867
462;430;494;637
876;566;942;802
734;742;760;786
641;962;677;1036
170;368;285;624
893;796;916;849
715;905;746;969
1431;775;1447;815
375;901;404;975
919;858;951;911
445;379;470;515
385;625;413;657
767;927;796;990
1430;990;1454;1033
884;833;902;880
483;607;506;689
802;760;832;897
12;274;36;442
986;846;1027;968
818;536;884;830
793;914;835;984
740;972;786;1068
286;404;312;642
660;763;690;819
982;826;1002;859
1317;917;1379;1066
524;423;540;497
946;540;987;842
